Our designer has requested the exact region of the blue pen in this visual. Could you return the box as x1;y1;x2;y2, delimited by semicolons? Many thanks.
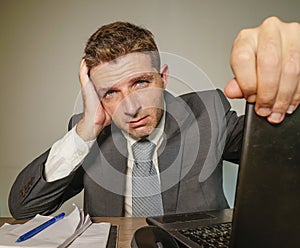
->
16;212;65;243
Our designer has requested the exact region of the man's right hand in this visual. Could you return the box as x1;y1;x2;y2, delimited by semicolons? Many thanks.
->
76;59;111;141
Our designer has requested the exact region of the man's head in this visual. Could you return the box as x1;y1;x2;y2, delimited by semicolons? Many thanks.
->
84;22;168;139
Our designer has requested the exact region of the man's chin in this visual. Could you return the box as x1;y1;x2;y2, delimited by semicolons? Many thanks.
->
127;126;153;139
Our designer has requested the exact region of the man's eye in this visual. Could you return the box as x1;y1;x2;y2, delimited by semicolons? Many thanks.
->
104;90;116;99
135;80;149;88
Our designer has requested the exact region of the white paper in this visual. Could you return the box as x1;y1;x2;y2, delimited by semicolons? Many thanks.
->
68;223;111;248
0;206;111;248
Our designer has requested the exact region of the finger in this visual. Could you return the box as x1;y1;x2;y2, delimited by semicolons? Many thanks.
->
268;59;299;123
287;103;298;114
291;81;300;112
94;103;104;125
281;21;300;114
79;59;90;87
80;75;101;123
255;17;282;116
285;82;300;115
230;28;257;100
94;102;112;127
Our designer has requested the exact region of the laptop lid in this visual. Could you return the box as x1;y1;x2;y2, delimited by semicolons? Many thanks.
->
147;103;300;248
230;102;300;248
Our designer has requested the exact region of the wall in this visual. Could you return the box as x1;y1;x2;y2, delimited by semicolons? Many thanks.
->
1;0;299;216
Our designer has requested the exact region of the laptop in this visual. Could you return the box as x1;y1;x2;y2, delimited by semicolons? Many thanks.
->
147;102;300;248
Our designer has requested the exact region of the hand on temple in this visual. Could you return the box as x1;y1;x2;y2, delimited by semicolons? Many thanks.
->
76;59;111;141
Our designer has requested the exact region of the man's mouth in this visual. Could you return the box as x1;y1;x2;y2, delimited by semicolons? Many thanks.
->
128;116;149;128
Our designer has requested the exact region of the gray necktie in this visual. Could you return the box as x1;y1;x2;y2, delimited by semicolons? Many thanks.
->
132;139;164;216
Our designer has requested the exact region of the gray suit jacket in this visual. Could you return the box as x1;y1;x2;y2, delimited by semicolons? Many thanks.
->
9;90;244;219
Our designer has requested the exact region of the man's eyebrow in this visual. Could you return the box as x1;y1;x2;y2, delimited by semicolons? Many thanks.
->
97;86;114;98
128;73;155;83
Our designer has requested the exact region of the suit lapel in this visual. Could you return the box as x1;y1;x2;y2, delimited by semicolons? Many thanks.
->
84;124;128;216
159;91;191;214
101;124;128;216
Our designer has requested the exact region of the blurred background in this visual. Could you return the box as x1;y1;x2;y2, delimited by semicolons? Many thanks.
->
1;0;299;217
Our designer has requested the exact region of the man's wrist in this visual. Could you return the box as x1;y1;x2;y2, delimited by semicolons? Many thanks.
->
76;118;101;142
73;125;96;149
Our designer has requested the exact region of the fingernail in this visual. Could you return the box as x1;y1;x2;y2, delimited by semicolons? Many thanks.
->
257;107;272;116
286;105;295;114
268;112;283;123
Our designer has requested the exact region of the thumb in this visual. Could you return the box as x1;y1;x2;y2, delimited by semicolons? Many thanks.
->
225;78;257;102
224;78;244;99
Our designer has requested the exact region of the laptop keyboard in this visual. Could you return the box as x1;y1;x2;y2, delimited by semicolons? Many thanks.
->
179;222;232;248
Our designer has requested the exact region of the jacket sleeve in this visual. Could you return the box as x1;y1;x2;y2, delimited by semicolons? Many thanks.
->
8;115;84;220
216;89;245;164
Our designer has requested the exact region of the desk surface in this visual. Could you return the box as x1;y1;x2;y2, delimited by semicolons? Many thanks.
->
0;217;147;248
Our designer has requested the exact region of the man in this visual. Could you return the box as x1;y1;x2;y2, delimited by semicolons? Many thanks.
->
9;17;300;219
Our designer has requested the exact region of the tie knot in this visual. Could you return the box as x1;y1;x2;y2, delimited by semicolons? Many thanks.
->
132;139;156;161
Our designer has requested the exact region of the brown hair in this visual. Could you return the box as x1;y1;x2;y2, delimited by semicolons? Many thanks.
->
84;21;160;70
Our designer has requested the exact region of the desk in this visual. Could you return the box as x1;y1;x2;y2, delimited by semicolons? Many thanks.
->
0;217;147;248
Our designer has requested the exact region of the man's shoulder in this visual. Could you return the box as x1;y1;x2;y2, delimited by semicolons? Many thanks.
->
176;89;229;110
166;89;231;122
178;89;225;101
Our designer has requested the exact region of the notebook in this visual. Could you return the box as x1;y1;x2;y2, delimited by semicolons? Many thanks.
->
147;102;300;248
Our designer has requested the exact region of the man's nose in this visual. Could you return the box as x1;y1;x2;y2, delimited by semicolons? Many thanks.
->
122;93;141;117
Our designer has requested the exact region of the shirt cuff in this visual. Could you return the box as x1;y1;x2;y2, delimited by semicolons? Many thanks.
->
44;125;96;182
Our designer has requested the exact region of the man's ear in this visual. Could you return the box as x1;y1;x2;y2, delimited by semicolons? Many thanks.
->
160;64;169;89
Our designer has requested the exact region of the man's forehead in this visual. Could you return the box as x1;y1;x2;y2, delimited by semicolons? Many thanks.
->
90;53;158;87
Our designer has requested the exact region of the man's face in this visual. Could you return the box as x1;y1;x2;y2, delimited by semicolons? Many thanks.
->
90;53;168;139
